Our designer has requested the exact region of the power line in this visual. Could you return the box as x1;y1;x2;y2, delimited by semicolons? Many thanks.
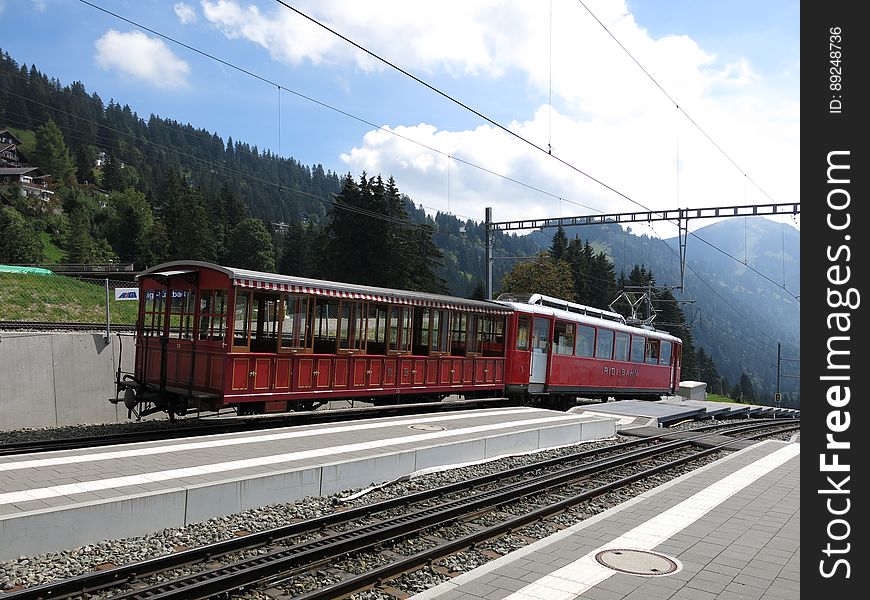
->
266;1;801;312
73;0;601;218
270;0;653;213
575;0;781;206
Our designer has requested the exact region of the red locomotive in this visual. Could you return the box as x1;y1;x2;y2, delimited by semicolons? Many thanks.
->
115;261;681;418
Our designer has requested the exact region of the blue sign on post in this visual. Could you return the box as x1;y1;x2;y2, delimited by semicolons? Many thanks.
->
114;288;139;300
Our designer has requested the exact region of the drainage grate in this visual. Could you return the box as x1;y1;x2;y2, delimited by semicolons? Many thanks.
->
595;549;680;576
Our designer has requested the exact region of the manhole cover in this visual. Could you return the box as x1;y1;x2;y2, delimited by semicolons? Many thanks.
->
409;424;446;431
595;549;680;576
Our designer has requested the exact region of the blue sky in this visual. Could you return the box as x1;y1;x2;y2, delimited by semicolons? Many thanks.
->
1;0;799;234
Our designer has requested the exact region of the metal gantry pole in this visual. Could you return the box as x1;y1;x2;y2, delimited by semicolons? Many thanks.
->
105;278;111;343
776;342;782;408
485;207;493;300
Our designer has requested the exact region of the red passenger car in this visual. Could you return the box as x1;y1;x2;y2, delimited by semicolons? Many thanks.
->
115;263;682;418
497;294;682;406
116;261;511;417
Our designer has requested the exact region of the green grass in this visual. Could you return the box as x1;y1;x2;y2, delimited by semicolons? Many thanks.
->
6;126;35;155
706;393;740;403
39;232;67;263
0;273;138;323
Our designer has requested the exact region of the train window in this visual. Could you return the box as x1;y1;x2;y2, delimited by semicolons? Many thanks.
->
645;339;660;364
429;309;450;354
596;329;614;360
388;306;412;354
249;293;280;352
280;295;309;351
312;298;340;353
198;289;228;342
515;315;530;351
338;301;366;352
575;324;595;358
531;317;550;353
478;314;506;357
630;335;646;364
613;332;629;361
232;290;251;349
366;304;388;354
466;314;480;354
553;321;575;355
168;288;196;340
450;312;468;356
412;308;430;355
142;288;166;337
660;340;672;365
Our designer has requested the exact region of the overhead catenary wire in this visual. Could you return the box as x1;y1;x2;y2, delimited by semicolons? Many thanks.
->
72;0;598;217
20;3;797;342
262;1;800;305
270;0;654;213
574;0;781;206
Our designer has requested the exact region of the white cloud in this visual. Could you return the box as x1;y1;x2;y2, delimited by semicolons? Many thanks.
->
174;2;197;25
199;0;797;230
31;0;46;11
94;30;190;88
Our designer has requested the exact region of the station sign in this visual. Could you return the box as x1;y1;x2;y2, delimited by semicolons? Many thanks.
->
114;288;140;300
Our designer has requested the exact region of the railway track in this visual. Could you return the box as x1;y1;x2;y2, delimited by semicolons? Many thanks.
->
0;321;136;332
3;420;798;600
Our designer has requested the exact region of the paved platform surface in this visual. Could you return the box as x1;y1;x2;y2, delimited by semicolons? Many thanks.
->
412;439;799;600
570;400;705;427
0;407;615;560
573;400;799;429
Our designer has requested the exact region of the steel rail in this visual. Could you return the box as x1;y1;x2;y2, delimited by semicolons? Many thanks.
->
0;321;136;332
294;423;801;600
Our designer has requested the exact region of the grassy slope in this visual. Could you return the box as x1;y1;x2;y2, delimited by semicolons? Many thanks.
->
0;273;138;323
39;232;66;262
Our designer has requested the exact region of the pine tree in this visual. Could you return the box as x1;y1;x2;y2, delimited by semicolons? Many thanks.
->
549;226;568;261
405;222;447;293
278;220;314;277
588;249;616;309
101;154;123;192
74;145;97;185
32;119;75;184
104;189;157;268
739;372;756;401
318;173;444;291
224;218;276;271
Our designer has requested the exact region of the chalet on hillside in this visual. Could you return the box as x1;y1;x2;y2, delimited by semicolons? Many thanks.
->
0;129;28;168
0;166;54;203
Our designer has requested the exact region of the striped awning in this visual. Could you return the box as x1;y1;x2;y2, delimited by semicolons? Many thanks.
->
233;278;510;315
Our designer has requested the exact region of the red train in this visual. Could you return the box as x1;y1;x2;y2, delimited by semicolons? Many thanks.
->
115;261;682;418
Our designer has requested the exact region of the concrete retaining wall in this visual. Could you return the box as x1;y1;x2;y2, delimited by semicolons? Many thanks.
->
0;332;135;430
0;417;616;558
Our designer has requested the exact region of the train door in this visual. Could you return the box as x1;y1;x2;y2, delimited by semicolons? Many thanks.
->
529;317;550;389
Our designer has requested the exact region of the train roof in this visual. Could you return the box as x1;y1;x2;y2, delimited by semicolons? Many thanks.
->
495;297;682;344
139;261;512;315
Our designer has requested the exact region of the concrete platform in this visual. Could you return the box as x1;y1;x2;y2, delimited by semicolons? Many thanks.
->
570;400;706;427
412;439;799;600
0;407;615;560
659;398;735;419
